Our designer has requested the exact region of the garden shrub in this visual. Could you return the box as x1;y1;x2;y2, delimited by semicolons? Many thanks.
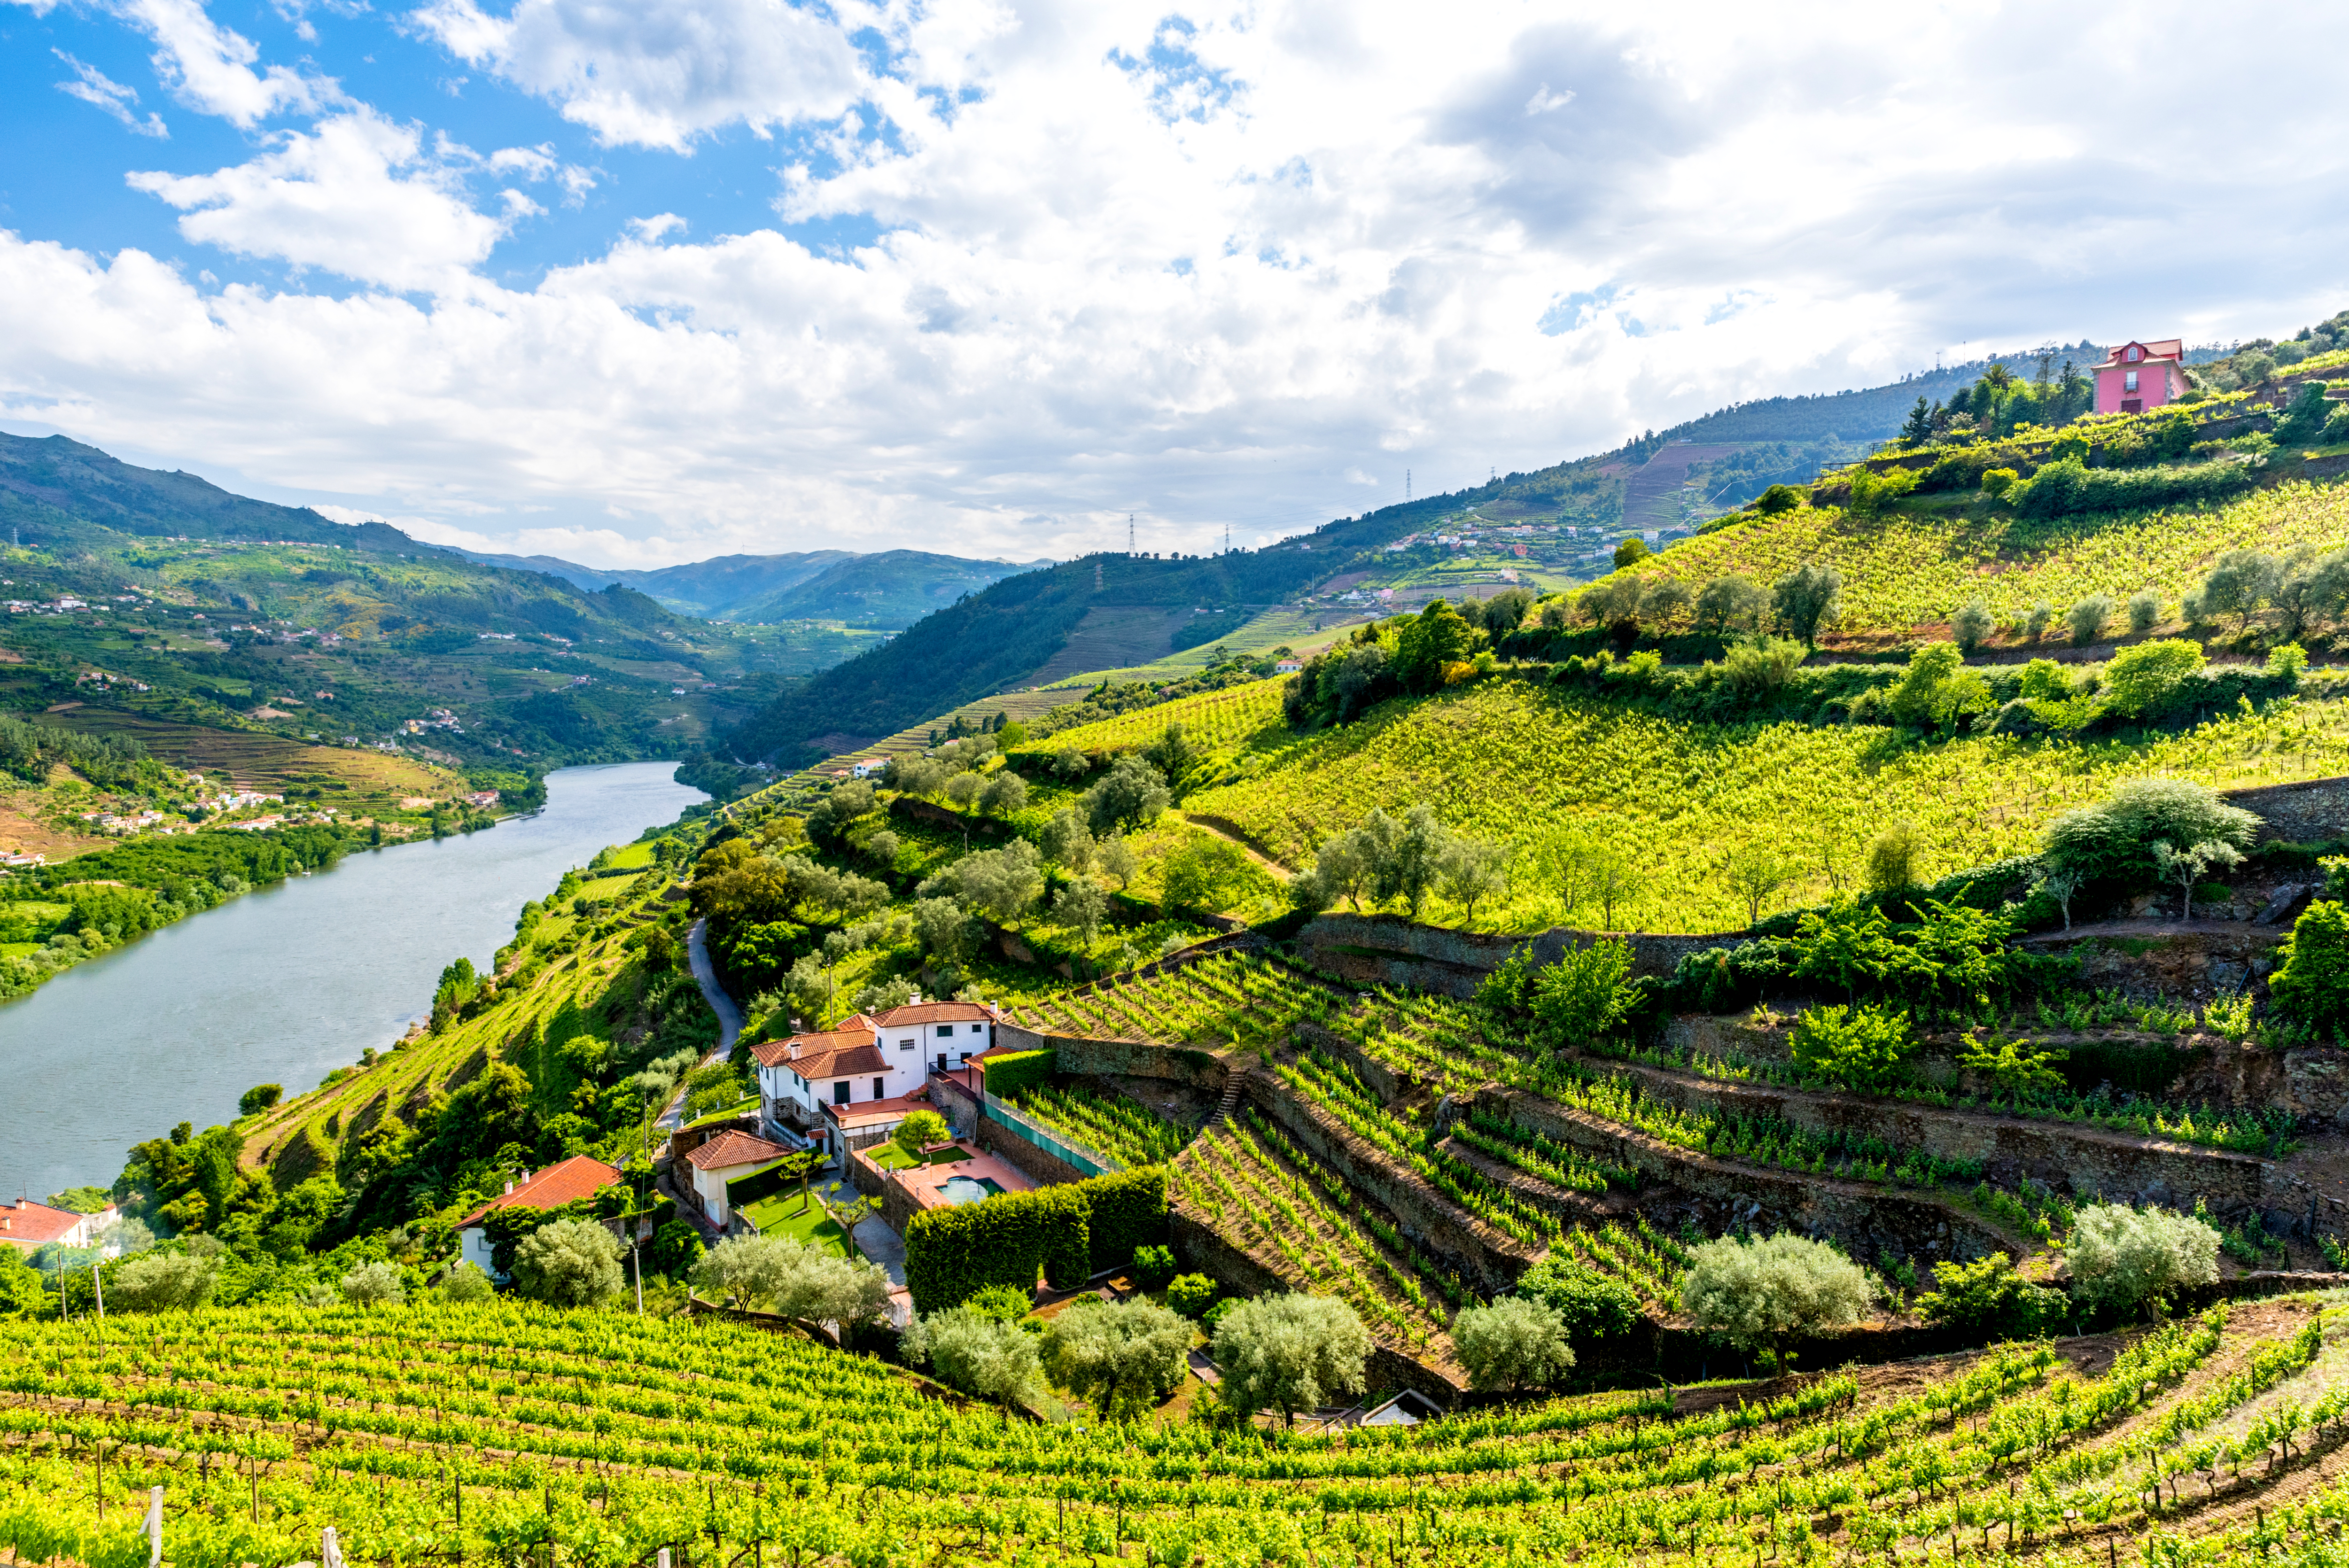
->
980;1050;1056;1100
1452;1296;1575;1392
1130;1243;1177;1288
1167;1273;1217;1318
2099;640;2206;716
2064;1203;2217;1319
1680;1233;1872;1373
2269;900;2349;1038
1511;1254;1642;1342
903;1167;1166;1313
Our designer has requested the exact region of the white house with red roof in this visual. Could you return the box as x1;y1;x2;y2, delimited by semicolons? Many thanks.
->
749;997;1001;1150
682;1129;797;1229
2093;339;2187;416
455;1155;622;1280
0;1196;117;1254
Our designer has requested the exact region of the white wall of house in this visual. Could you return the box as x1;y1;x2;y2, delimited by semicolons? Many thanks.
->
459;1225;499;1280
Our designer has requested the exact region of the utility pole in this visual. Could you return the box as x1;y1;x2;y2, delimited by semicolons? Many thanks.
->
1128;514;1135;555
1406;469;1411;504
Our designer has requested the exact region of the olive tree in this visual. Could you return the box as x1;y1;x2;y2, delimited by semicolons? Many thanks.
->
1211;1293;1369;1426
441;1262;495;1303
1081;754;1171;837
340;1260;406;1306
1680;1233;1872;1374
108;1251;218;1313
1451;1296;1575;1392
1041;1296;1193;1420
510;1218;625;1308
1772;563;1843;647
903;1305;1042;1409
2065;1204;2218;1320
691;1234;890;1329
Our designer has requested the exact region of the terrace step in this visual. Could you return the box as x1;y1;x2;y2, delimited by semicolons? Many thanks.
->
1208;1075;1243;1128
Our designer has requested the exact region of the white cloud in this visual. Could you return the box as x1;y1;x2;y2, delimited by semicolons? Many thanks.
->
117;0;337;125
53;50;170;137
8;0;2349;567
125;109;513;291
409;0;866;151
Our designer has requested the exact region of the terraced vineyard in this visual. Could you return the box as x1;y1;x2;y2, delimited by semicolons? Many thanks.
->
1604;477;2349;637
1012;1081;1194;1166
7;1297;2345;1568
1009;949;1346;1045
1173;1115;1460;1352
1019;680;1291;757
1177;680;2349;931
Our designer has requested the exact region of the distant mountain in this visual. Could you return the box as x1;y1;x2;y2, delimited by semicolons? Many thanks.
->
430;543;1042;628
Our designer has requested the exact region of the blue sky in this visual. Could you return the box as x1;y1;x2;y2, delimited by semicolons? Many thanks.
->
2;0;2346;567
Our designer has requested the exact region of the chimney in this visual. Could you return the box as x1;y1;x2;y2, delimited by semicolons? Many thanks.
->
504;1180;513;1195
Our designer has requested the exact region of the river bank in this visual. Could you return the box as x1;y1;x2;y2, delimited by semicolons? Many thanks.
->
0;761;706;1198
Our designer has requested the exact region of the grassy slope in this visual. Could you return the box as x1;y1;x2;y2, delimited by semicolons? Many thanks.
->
1033;674;2349;933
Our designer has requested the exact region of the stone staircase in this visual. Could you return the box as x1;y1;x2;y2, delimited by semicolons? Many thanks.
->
1208;1073;1244;1128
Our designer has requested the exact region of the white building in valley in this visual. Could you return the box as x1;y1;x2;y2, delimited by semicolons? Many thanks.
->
752;999;1001;1149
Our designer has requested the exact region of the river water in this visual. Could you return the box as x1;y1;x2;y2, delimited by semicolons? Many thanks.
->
0;761;705;1200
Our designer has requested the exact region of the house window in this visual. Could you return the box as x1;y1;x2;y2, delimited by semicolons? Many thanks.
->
2124;371;2139;393
935;1024;954;1038
968;1024;984;1035
898;1038;915;1051
2127;345;2142;361
833;1080;850;1105
873;1076;886;1100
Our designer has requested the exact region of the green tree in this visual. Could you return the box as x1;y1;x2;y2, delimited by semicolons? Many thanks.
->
2041;777;2258;885
1212;1293;1369;1426
1053;878;1107;949
1696;574;1768;636
1752;485;1802;516
902;1305;1042;1409
2127;590;2160;634
107;1250;218;1313
1436;834;1511;924
339;1260;406;1306
510;1217;624;1308
1393;601;1479;693
1159;835;1255;918
1680;1233;1872;1374
1865;822;1918;893
441;1262;495;1303
1898;396;1934;445
977;771;1028;818
1613;537;1652;569
1510;1255;1641;1342
1041;1296;1192;1419
1040;808;1095;872
2151;838;2243;921
1772;563;1843;646
1950;600;1994;654
1081;755;1171;837
2270;900;2349;1036
894;1110;952;1159
2065;1204;2218;1320
1141;724;1205;803
1724;842;1791;927
1097;836;1139;890
1166;1273;1217;1318
238;1084;282;1117
1452;1296;1575;1391
1582;839;1645;928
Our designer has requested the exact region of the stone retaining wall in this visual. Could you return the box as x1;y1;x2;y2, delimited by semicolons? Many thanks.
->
1593;1060;2268;1215
2223;776;2349;843
1478;1088;2014;1269
1295;914;1737;998
976;1115;1094;1188
991;1021;1234;1091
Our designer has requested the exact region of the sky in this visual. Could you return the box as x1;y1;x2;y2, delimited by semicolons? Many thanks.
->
1;1;2346;569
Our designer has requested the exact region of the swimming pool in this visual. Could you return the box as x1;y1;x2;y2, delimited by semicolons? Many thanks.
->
936;1175;1006;1206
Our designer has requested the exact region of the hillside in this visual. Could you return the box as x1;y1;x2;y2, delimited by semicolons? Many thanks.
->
436;543;1046;628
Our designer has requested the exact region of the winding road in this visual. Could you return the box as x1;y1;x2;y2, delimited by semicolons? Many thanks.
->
658;916;743;1133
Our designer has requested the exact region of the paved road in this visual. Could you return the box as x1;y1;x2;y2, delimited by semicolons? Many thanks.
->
657;916;742;1133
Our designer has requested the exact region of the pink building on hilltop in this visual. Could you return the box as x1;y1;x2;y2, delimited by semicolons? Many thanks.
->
2093;339;2186;416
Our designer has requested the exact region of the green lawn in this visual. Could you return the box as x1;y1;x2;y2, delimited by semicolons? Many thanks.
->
683;1096;758;1130
739;1189;857;1256
863;1142;969;1172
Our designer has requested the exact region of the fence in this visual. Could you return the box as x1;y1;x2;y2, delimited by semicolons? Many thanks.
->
980;1093;1121;1178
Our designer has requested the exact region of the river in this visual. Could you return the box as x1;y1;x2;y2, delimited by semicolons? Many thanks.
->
0;761;706;1200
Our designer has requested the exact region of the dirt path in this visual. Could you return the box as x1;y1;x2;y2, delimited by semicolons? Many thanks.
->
1182;812;1292;877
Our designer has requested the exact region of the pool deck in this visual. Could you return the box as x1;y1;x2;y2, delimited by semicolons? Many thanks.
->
894;1143;1035;1210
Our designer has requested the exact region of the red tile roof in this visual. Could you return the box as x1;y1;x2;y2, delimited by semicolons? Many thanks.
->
684;1129;796;1173
457;1155;622;1228
828;1086;937;1130
750;1025;874;1069
0;1198;97;1249
874;1001;998;1027
2092;339;2185;369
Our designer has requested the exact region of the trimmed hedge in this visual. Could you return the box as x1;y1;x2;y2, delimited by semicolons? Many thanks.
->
980;1048;1056;1100
902;1165;1169;1314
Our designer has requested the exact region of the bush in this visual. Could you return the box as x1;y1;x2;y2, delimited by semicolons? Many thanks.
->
1528;938;1637;1049
2064;1204;2218;1319
1915;1254;2065;1339
238;1084;282;1117
1167;1273;1217;1318
107;1251;217;1313
2099;639;2206;716
1042;1296;1192;1419
1753;485;1803;515
1951;600;1994;653
1979;468;2017;499
2127;591;2160;634
1680;1233;1872;1372
339;1260;405;1306
964;1283;1034;1322
440;1262;495;1303
1452;1296;1576;1392
1865;823;1918;893
1212;1293;1369;1425
1201;1296;1240;1333
2270;900;2349;1038
1130;1243;1177;1288
903;1305;1042;1408
1511;1255;1643;1343
1789;1003;1912;1090
510;1217;625;1308
2067;595;2115;647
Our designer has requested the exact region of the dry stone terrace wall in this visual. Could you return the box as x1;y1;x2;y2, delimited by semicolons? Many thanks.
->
991;1020;1235;1091
1472;1086;2016;1270
1296;914;1733;998
2224;776;2349;843
1583;1056;2271;1217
